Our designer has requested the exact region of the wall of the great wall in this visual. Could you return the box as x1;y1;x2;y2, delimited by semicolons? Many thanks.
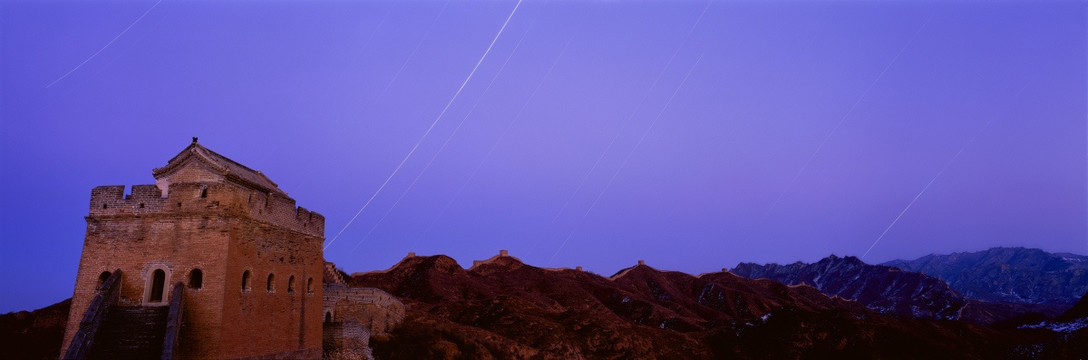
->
63;177;325;359
322;285;405;335
218;214;323;360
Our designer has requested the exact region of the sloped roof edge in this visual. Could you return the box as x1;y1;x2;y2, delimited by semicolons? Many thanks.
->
152;138;286;196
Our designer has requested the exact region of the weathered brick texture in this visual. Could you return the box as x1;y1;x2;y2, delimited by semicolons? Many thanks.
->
62;141;325;360
322;285;405;335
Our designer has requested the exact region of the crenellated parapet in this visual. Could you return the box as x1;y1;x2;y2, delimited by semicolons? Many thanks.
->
250;189;324;238
88;181;324;237
323;284;405;335
323;285;404;312
89;185;169;216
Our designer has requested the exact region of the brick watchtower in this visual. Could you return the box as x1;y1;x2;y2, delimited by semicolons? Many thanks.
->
61;139;325;359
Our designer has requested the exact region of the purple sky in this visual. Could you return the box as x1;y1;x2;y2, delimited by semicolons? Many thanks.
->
1;0;1085;313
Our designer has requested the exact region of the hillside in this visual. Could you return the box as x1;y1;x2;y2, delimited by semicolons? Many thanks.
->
884;247;1088;305
732;255;968;321
0;299;70;360
6;251;1088;359
1014;292;1088;357
350;253;1058;359
730;254;1066;324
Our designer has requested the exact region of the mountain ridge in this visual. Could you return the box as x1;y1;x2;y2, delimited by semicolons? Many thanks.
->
731;254;972;321
883;247;1088;305
348;252;1072;359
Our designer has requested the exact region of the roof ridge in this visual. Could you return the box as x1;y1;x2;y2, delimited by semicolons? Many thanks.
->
193;144;260;176
153;140;286;196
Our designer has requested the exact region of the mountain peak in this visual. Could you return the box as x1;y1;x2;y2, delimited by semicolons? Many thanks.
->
469;250;527;275
818;254;864;265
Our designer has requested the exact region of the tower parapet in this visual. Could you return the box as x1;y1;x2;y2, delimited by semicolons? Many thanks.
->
88;181;323;237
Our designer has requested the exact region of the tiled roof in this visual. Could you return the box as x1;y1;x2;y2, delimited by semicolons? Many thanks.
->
152;138;286;196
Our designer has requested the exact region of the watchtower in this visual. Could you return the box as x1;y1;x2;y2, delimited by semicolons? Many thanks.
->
61;138;325;359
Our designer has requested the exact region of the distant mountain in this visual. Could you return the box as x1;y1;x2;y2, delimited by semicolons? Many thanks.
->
883;247;1088;306
730;254;1068;325
349;253;1064;359
731;255;968;321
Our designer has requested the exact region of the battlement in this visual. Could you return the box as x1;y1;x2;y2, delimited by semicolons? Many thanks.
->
323;285;405;335
89;185;169;216
88;181;324;237
323;285;403;310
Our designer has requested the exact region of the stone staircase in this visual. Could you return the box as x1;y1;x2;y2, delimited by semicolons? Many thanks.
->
87;305;168;360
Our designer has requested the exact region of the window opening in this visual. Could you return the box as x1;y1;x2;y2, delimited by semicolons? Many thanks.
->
266;273;275;292
189;269;203;289
149;269;166;302
242;270;251;291
97;271;112;288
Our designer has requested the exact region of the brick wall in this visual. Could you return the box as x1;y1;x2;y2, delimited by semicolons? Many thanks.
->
322;285;404;334
322;322;370;351
61;205;233;358
217;215;323;359
63;178;324;360
88;182;323;237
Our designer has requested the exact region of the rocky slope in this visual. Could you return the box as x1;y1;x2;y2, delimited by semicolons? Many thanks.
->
884;247;1088;306
731;255;969;321
350;253;1057;359
730;254;1068;324
1056;290;1088;323
1013;292;1088;358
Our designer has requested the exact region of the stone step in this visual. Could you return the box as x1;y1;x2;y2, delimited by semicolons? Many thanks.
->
87;306;168;360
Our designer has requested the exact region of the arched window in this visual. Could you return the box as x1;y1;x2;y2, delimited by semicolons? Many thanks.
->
306;278;314;294
242;270;251;291
266;273;275;292
149;269;166;302
324;312;332;323
288;276;295;294
142;266;171;304
189;269;203;289
97;271;112;289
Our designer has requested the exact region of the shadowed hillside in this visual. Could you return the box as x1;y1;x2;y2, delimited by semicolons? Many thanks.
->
884;247;1088;306
732;255;968;320
0;299;70;360
351;253;1070;359
731;254;1067;324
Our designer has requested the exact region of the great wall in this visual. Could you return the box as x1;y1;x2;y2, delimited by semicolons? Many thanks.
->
60;139;403;360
